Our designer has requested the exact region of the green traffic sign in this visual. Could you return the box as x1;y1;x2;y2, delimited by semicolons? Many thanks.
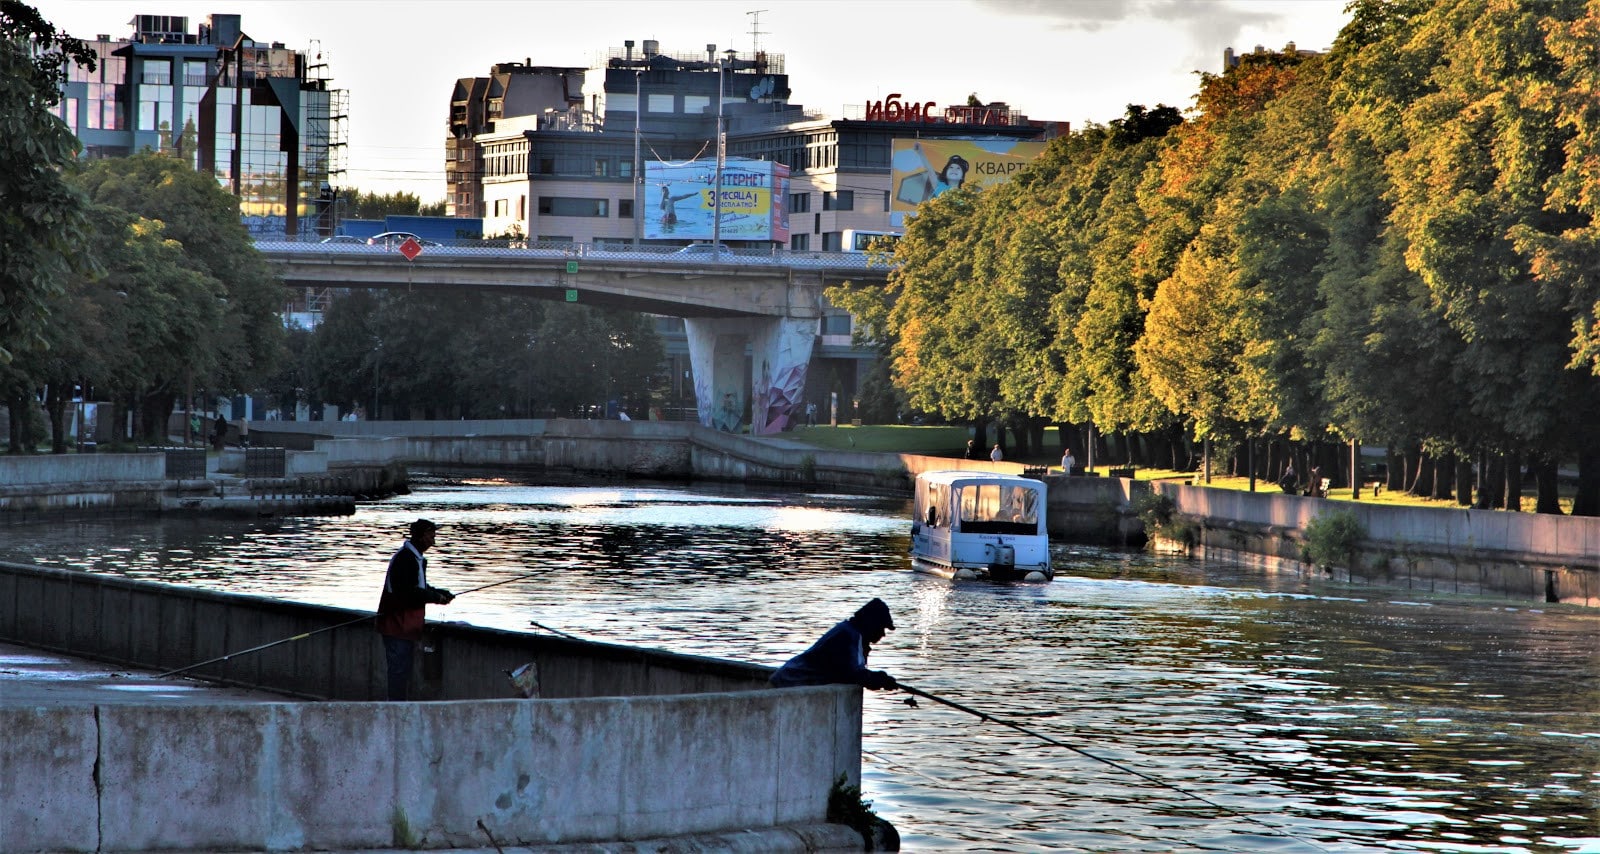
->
566;260;579;273
565;288;578;302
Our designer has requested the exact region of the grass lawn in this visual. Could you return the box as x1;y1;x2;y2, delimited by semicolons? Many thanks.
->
785;424;970;454
1135;470;1572;514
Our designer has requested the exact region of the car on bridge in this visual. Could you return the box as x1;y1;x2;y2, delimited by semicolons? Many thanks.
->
670;242;777;264
673;242;734;258
367;232;443;251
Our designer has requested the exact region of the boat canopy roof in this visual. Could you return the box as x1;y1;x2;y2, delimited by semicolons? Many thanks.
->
915;470;1045;491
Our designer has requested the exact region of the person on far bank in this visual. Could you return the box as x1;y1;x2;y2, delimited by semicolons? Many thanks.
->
1061;448;1076;476
1278;462;1298;494
990;444;1003;463
964;439;982;460
375;518;455;701
210;413;228;451
769;597;897;691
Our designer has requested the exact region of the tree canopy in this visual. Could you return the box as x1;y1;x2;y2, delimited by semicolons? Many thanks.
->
832;0;1600;512
0;0;98;365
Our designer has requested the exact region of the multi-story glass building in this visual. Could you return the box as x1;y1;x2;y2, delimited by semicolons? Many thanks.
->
57;13;344;236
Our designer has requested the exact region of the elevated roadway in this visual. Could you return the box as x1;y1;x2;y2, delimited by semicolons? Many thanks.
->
255;241;896;434
256;241;892;319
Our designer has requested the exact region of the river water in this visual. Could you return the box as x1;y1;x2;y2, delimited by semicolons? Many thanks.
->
3;474;1597;853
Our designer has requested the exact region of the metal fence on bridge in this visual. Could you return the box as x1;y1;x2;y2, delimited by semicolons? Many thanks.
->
252;237;898;274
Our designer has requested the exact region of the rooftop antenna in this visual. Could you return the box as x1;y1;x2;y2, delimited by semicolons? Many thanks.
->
747;9;768;55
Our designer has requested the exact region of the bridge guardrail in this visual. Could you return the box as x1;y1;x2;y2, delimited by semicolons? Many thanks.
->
253;237;899;273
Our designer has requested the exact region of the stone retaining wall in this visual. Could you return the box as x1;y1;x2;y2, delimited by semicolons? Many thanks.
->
0;561;863;852
1149;481;1600;606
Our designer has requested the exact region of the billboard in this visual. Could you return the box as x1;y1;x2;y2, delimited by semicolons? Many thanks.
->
890;139;1047;216
646;157;790;242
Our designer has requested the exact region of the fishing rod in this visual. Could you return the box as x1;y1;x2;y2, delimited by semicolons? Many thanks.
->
157;567;556;679
897;683;1335;854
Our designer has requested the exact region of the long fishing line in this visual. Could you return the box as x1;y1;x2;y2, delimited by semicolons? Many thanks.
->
868;748;1259;853
899;684;1336;854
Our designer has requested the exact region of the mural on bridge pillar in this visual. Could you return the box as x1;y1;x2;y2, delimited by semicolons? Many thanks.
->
684;317;815;435
686;321;749;432
749;317;815;434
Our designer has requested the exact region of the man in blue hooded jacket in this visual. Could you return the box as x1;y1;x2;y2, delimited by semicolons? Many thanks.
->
770;598;898;690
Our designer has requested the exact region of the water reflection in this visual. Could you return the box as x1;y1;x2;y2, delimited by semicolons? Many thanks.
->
2;475;1596;852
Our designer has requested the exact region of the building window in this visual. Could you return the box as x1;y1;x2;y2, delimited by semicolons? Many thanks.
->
537;157;555;175
140;58;171;85
790;233;810;251
821;315;851;335
518;195;526;219
618;199;633;218
493;199;508;217
788;192;810;214
883;190;891;211
823;190;854;211
538;197;610;217
594;157;611;177
183;59;208;87
619;159;633;178
822;232;842;252
647;93;674;113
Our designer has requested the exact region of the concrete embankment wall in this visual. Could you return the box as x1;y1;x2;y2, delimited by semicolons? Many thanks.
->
0;452;203;516
0;560;862;852
1150;481;1600;606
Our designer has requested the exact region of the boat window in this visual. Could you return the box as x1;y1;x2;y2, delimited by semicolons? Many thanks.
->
957;483;1039;534
923;482;949;527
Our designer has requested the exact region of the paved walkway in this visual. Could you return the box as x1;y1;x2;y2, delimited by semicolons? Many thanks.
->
0;641;293;706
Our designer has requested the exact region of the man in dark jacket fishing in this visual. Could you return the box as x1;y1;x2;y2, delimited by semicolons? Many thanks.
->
375;519;455;700
770;598;898;690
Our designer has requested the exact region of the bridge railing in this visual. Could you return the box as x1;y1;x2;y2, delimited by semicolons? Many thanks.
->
252;235;899;272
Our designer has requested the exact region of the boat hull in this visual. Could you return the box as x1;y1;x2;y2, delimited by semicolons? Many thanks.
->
912;555;1052;583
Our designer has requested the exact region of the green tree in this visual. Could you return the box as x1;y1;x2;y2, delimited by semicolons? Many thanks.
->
343;189;425;221
73;153;287;395
304;290;664;420
1385;0;1599;512
1514;0;1600;512
0;1;98;366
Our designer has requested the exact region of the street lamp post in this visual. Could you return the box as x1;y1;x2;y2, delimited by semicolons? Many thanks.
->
711;49;733;251
633;68;642;247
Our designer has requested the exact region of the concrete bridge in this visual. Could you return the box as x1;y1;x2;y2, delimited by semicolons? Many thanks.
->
258;241;893;435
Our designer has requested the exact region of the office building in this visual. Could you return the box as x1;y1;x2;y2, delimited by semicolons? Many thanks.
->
443;40;1065;413
446;40;1063;250
56;13;344;236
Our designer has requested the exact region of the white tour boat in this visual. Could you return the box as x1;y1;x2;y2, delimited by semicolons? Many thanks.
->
909;470;1052;582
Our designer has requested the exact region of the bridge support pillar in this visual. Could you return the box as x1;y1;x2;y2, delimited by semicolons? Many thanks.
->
685;316;815;435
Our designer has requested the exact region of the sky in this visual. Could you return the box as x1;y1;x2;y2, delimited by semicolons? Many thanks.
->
35;0;1352;202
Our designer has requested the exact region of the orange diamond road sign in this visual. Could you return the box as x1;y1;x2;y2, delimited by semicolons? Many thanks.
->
398;237;423;261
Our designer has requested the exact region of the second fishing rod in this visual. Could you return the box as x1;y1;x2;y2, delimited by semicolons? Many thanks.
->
158;565;555;680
